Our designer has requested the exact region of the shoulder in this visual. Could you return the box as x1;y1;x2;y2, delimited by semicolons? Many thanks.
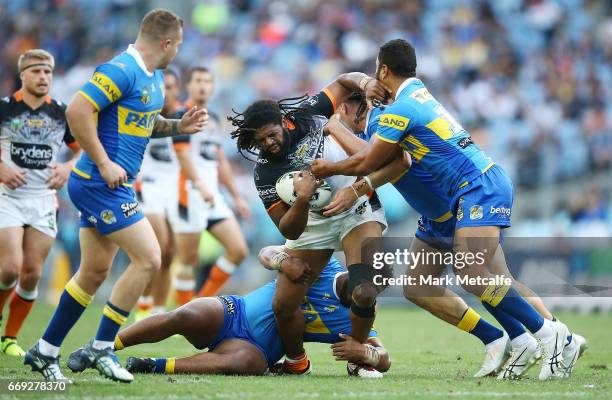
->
377;102;414;130
45;98;68;119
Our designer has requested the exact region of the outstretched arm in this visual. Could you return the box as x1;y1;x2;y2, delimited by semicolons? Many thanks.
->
312;136;398;178
257;245;311;284
331;334;391;373
151;107;208;138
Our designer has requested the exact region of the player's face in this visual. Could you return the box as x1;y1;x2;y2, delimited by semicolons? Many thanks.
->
375;57;388;84
187;71;214;103
159;28;183;69
254;123;284;156
20;64;53;97
338;102;367;133
163;74;180;109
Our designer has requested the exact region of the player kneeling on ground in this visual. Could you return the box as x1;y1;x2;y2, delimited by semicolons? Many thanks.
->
116;245;390;377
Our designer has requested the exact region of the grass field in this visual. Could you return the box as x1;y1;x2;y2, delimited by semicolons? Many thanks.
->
1;303;611;399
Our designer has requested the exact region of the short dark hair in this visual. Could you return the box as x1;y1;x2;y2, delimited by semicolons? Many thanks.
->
139;9;183;42
185;66;211;84
164;67;179;82
344;91;368;125
378;39;417;78
228;95;308;160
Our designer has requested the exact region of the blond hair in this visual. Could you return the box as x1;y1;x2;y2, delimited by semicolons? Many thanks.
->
138;9;183;42
18;49;55;72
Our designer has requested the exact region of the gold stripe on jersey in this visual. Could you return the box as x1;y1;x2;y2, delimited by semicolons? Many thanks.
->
90;72;122;103
79;90;101;111
426;117;453;140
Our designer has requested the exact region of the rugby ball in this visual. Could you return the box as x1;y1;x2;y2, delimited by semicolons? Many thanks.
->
275;171;332;211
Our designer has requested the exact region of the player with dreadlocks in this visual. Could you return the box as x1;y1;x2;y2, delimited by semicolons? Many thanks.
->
228;73;410;377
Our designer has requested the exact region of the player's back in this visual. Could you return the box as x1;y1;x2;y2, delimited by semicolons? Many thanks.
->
73;45;165;184
375;78;494;197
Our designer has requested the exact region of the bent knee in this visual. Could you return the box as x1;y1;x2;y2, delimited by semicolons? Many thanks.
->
352;282;378;307
272;297;300;319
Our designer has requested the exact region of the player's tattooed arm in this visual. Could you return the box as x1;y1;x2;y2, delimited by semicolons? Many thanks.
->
151;107;208;138
151;115;179;138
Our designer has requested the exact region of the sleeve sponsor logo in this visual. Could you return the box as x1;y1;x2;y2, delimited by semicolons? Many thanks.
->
10;142;53;169
457;136;474;149
379;114;409;130
90;72;122;102
118;107;161;137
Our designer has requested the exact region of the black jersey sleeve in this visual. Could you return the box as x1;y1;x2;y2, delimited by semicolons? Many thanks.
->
254;162;284;210
296;90;336;119
58;102;76;147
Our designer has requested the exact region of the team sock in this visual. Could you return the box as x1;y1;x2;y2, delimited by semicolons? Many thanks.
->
284;352;309;373
154;357;175;374
114;335;124;351
174;264;195;306
93;302;129;350
482;301;526;339
136;296;153;312
39;277;93;357
4;284;36;338
198;257;236;297
0;281;17;313
481;285;545;335
457;307;504;345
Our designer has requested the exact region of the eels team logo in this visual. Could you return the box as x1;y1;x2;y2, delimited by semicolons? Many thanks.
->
100;209;117;224
141;85;151;105
469;205;483;220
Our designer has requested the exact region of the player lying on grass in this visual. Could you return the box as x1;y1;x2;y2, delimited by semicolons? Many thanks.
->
328;92;588;379
114;245;390;377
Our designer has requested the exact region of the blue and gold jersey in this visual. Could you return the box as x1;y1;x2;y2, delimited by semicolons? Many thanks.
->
374;78;494;198
73;45;165;183
242;258;377;364
365;107;453;222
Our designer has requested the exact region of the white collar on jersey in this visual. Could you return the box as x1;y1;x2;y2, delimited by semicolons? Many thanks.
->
395;77;419;100
126;44;154;77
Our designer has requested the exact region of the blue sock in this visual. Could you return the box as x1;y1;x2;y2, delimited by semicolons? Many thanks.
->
41;279;92;347
482;301;526;339
482;286;544;334
154;358;167;373
457;307;503;345
95;302;129;344
471;317;504;345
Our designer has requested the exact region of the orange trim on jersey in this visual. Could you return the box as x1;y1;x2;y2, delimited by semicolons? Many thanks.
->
178;171;189;207
266;200;284;212
283;117;296;131
12;89;52;104
67;142;80;151
135;180;143;194
322;88;337;113
183;99;194;109
173;142;190;151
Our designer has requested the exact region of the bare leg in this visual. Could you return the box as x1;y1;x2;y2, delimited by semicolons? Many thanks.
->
273;248;332;358
173;339;267;375
404;238;469;325
342;221;381;343
489;245;554;320
118;298;224;349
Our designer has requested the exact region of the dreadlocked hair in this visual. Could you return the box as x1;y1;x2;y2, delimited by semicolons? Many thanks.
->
228;94;310;161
